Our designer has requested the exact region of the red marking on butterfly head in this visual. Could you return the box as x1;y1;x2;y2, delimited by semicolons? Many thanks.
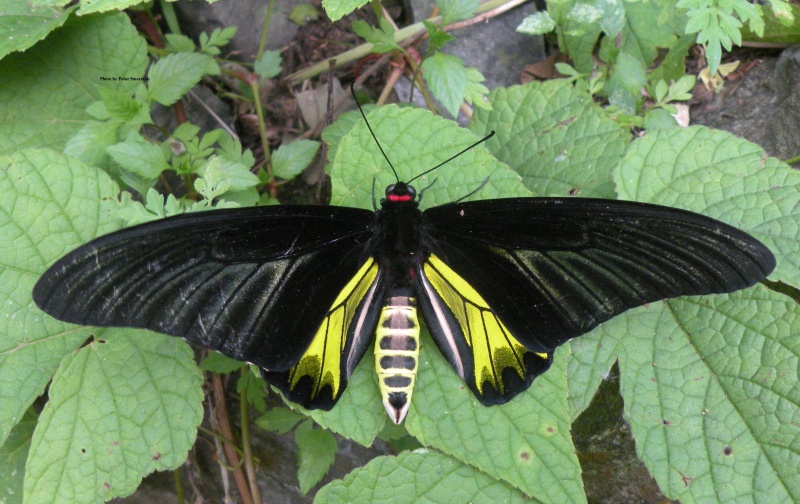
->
385;182;417;203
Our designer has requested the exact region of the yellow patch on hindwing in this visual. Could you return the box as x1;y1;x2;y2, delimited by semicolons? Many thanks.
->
423;255;533;395
288;258;379;399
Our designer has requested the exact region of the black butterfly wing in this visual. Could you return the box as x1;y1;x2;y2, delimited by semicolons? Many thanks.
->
33;205;377;373
416;197;775;404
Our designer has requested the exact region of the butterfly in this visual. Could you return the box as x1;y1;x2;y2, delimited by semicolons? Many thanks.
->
32;114;776;425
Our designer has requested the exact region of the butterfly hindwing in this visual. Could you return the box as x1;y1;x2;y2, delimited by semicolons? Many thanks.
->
422;197;775;354
33;205;376;372
416;254;553;405
262;258;385;410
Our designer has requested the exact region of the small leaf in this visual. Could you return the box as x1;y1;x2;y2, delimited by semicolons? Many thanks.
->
424;20;455;52
322;0;370;21
596;0;626;36
438;0;479;26
272;139;321;179
352;19;399;53
164;33;196;53
237;368;267;413
420;51;468;117
147;52;216;106
255;50;282;79
295;423;337;494
289;4;320;26
98;87;143;121
216;157;260;191
516;12;556;35
199;352;245;373
106;136;170;180
256;407;306;434
653;80;669;102
643;107;678;129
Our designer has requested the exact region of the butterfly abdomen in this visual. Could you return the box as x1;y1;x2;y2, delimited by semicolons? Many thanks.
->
374;291;420;424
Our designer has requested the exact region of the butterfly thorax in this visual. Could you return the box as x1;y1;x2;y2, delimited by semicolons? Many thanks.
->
374;182;427;289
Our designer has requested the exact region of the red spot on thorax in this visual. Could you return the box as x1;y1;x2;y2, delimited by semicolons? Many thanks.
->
388;194;413;202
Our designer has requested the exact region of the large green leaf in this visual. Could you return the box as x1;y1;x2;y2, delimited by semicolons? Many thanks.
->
0;149;204;502
0;12;147;155
316;449;529;503
0;149;121;447
471;80;629;198
23;329;203;503
590;288;798;502
616;126;800;287
0;2;73;59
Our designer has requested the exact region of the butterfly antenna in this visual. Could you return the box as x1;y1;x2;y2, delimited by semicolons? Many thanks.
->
351;84;399;182
407;130;496;184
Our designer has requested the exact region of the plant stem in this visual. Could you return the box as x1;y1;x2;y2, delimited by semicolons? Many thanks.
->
286;0;529;84
240;375;262;503
257;0;277;59
211;373;254;504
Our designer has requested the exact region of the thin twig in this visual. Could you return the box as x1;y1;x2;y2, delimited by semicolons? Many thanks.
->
211;373;254;504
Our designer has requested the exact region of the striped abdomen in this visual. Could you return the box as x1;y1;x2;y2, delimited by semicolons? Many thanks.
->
374;293;420;424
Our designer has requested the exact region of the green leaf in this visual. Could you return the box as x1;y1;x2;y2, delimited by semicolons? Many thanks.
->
0;148;122;448
615;126;800;286
0;407;35;504
463;67;491;111
407;335;584;502
322;0;370;21
437;0;479;26
106;136;170;180
619;0;687;69
570;288;800;502
295;422;337;494
352;19;400;53
423;20;455;52
213;157;260;191
321;106;377;167
289;4;320;26
516;11;556;35
255;50;283;79
643;107;679;129
0;2;72;59
200;27;237;54
470;80;629;198
420;52;469;118
164;33;196;53
63;120;121;168
596;0;625;36
147;52;217;106
256;407;306;435
331;105;529;210
238;367;267;413
606;51;647;110
199;352;245;373
0;13;147;154
272;139;321;179
317;450;529;502
742;1;800;43
23;330;204;502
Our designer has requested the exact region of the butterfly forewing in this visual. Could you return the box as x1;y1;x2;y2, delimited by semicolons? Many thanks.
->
33;205;376;371
421;197;776;356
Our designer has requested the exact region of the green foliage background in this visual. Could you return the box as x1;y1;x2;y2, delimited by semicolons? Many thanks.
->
0;3;798;504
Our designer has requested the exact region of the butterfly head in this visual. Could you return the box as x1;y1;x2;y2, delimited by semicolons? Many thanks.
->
385;182;417;203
